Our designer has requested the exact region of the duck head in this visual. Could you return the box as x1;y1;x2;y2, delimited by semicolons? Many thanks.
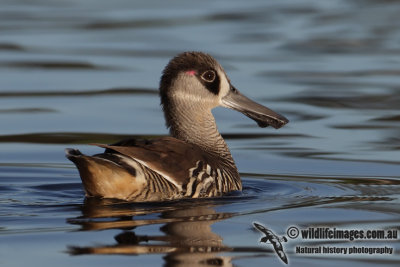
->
160;51;288;130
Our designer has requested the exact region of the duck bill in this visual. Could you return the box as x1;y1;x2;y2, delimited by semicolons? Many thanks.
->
221;87;289;129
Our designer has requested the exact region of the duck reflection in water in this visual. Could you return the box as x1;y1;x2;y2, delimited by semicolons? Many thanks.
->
67;198;238;266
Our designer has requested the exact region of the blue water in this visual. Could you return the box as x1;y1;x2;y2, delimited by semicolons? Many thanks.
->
1;0;399;266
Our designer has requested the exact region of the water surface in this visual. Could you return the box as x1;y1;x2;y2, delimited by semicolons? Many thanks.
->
1;0;399;266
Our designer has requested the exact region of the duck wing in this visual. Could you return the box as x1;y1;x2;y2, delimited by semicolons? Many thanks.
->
91;137;217;188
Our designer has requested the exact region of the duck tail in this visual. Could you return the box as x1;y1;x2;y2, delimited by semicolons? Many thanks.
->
65;148;146;200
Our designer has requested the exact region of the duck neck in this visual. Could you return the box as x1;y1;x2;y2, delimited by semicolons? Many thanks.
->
166;103;234;164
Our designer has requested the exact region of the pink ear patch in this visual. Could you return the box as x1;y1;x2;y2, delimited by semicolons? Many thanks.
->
186;70;196;76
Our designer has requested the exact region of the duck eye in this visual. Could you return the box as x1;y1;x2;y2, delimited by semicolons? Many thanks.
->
201;70;216;82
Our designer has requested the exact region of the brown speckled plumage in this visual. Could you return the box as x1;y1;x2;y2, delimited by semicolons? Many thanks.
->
66;51;288;201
